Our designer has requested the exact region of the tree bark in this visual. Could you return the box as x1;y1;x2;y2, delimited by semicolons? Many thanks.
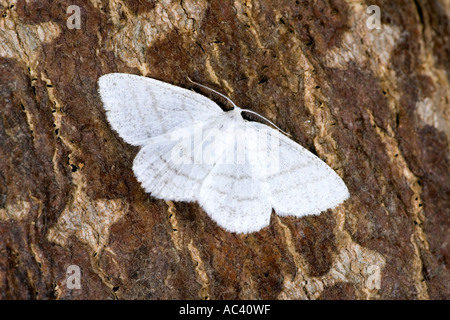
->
0;0;448;299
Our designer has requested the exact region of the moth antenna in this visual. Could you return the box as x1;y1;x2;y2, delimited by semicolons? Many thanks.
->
187;77;291;137
241;109;292;137
187;77;238;110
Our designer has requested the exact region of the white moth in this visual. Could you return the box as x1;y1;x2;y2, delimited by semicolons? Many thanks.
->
98;73;349;233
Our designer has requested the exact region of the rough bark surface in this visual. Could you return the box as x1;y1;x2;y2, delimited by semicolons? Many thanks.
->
0;0;449;299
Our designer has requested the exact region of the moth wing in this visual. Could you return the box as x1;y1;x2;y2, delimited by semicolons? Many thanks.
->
247;121;349;217
98;73;223;146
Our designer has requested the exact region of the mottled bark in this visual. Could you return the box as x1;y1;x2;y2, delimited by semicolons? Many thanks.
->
0;0;449;299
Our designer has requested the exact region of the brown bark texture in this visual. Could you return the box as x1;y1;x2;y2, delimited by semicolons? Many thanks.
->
0;0;449;300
